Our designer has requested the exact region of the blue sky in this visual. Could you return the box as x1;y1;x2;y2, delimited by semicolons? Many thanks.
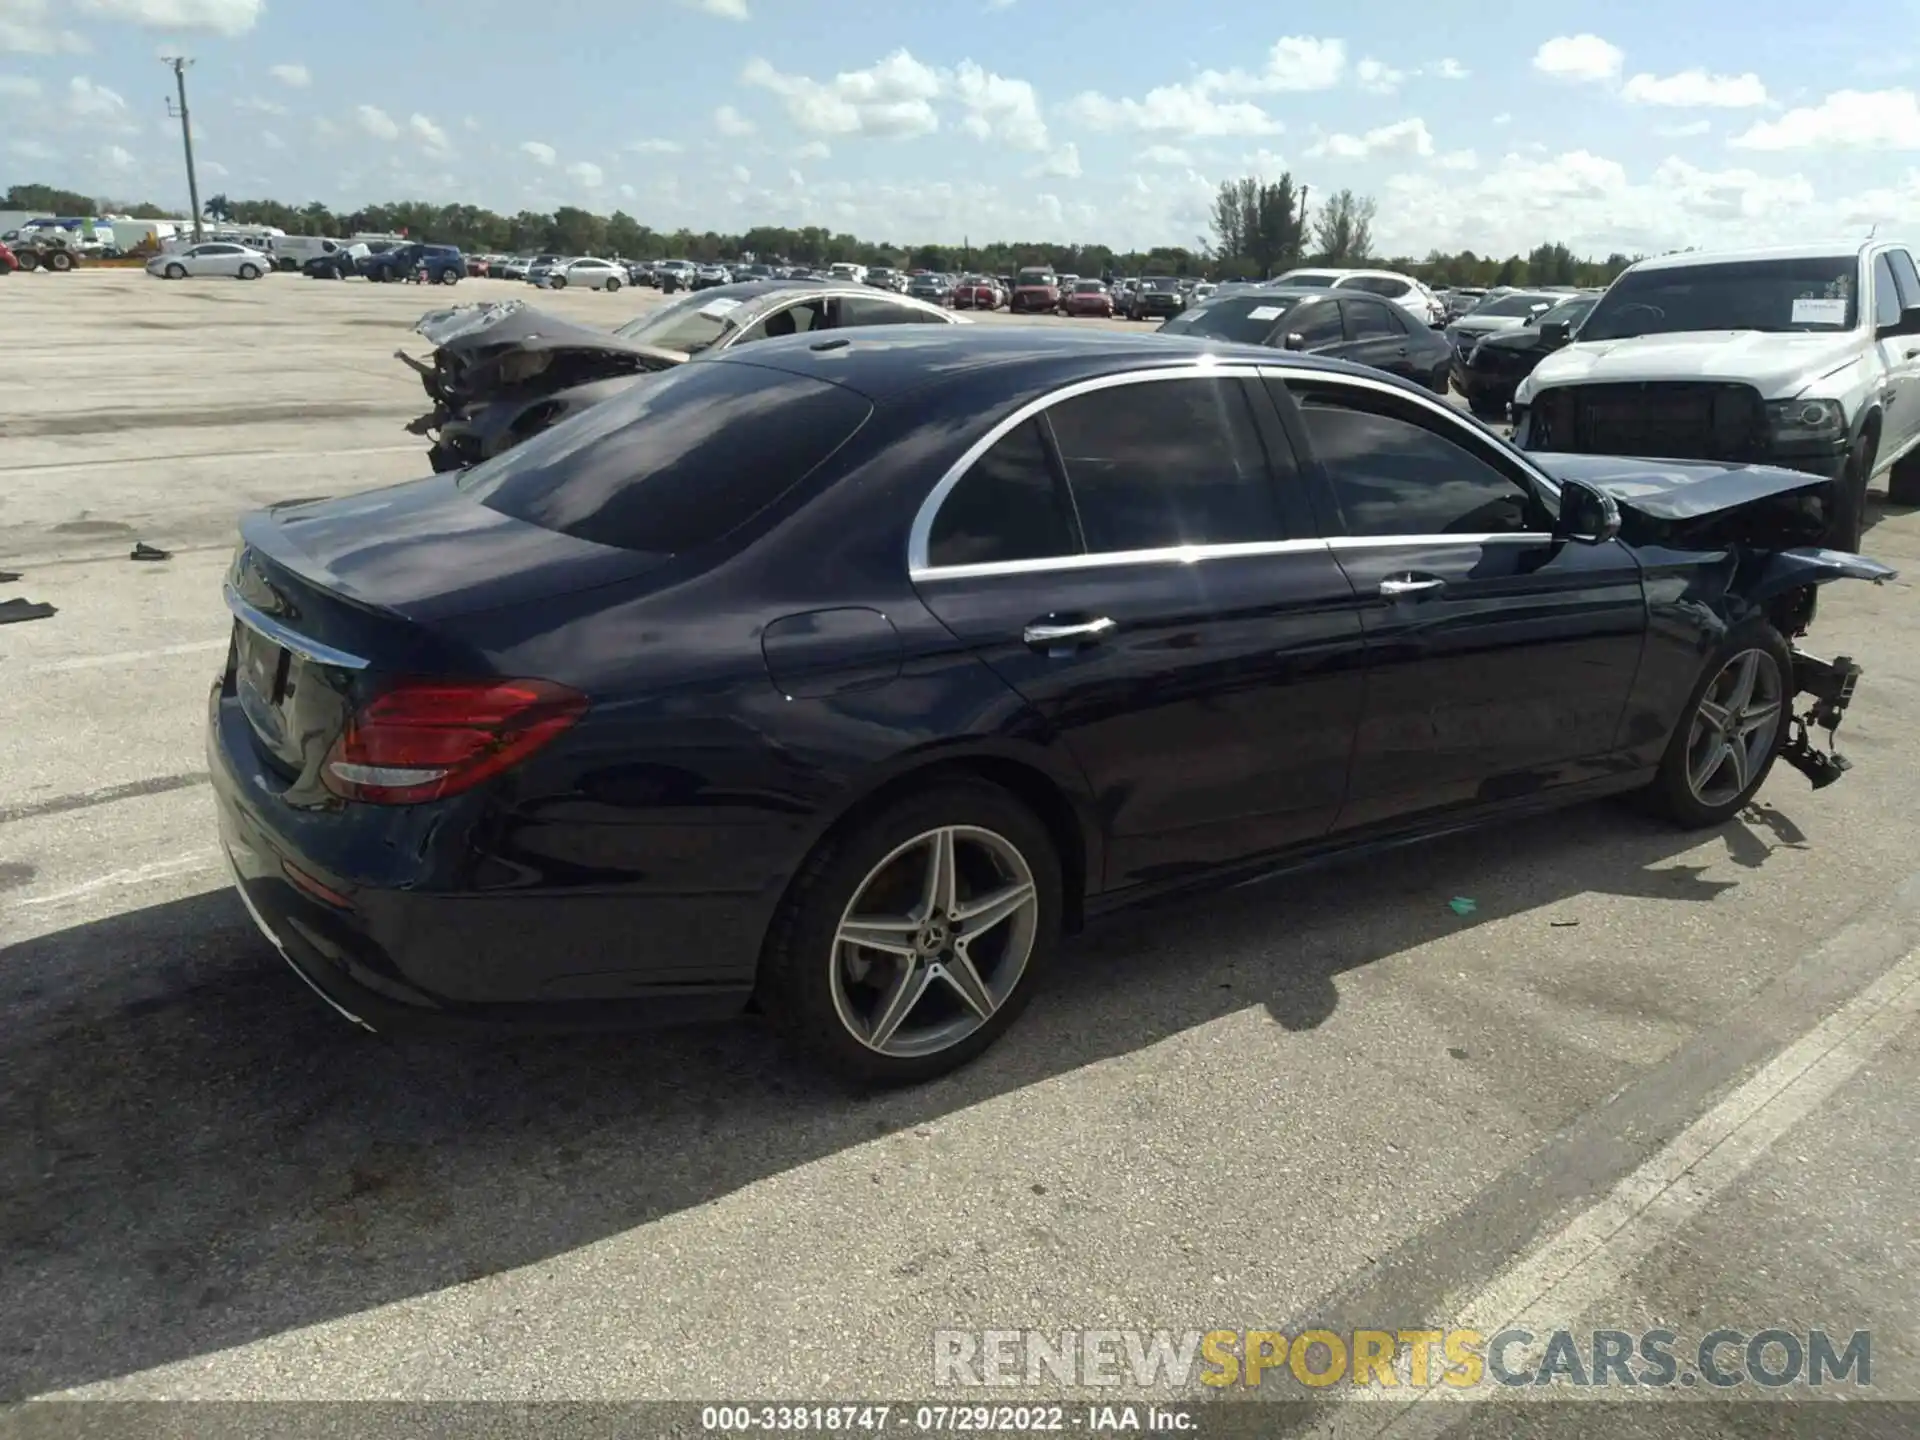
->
4;0;1918;256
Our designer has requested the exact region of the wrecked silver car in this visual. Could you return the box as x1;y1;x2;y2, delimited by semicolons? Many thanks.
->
397;280;963;471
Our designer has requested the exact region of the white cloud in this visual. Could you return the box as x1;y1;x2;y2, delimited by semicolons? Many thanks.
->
742;49;940;138
77;0;261;35
619;183;636;198
627;137;683;153
730;163;751;183
1310;116;1434;160
713;102;755;136
1656;119;1712;138
0;74;41;96
1200;36;1347;94
234;94;285;115
409;112;451;156
1492;112;1511;125
1030;140;1080;178
462;114;480;132
519;139;556;164
260;128;284;149
268;61;308;87
314;115;339;139
1730;88;1920;150
197;158;227;176
67;75;124;117
0;0;89;55
1622;69;1768;107
680;0;746;15
1532;34;1623;84
567;159;604;186
8;136;55;159
1355;58;1404;95
98;141;134;168
953;59;1047;149
1438;148;1479;170
1137;143;1191;166
792;139;830;160
354;104;398;140
1066;83;1280;137
1428;58;1469;80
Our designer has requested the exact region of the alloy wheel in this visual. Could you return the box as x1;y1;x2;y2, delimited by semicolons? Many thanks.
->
1685;648;1784;808
828;825;1040;1059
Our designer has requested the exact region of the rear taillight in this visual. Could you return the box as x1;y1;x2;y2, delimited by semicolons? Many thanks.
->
322;677;588;805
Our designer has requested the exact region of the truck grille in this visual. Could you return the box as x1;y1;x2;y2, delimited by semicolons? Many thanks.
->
1529;383;1767;462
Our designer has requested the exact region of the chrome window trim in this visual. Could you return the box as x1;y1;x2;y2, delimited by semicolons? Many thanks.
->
1325;532;1551;550
1260;363;1563;498
912;537;1330;584
223;583;371;671
906;361;1273;577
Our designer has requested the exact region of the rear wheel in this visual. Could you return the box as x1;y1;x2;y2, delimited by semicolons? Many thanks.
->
1645;621;1792;828
437;269;459;285
759;782;1062;1085
1887;449;1920;506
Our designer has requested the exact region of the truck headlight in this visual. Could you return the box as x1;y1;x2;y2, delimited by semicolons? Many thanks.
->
1766;398;1847;447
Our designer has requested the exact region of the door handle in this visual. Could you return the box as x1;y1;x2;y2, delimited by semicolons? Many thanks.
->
1379;576;1446;599
1024;616;1115;649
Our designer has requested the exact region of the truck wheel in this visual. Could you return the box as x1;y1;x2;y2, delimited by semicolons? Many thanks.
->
1887;449;1920;507
1827;436;1875;550
18;251;39;272
48;249;74;272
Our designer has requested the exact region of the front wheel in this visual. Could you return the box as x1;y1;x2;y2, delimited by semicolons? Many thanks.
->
437;270;459;285
47;249;75;272
758;781;1063;1085
164;262;186;280
605;276;621;292
1645;622;1793;828
1827;435;1875;550
237;263;259;280
549;275;567;290
1887;448;1920;506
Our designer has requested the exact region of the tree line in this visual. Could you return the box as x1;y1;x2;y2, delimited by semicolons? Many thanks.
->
6;176;1639;290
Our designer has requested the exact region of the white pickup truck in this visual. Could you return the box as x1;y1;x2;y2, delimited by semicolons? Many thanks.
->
1511;240;1920;549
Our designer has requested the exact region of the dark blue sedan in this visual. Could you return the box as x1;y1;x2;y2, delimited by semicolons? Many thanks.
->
208;327;1891;1082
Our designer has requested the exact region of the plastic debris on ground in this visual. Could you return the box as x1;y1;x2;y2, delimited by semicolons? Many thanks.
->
129;542;172;562
1448;897;1477;916
0;598;57;625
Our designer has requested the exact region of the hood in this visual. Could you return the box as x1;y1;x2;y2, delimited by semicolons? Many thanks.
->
1527;330;1865;398
1477;326;1552;354
414;300;679;363
1453;314;1530;335
1535;452;1831;520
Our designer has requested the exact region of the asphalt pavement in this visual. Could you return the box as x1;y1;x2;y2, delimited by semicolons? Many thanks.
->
2;271;1917;1437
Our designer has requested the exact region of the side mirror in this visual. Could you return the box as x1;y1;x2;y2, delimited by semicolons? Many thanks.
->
1283;332;1307;351
1556;478;1620;545
1877;304;1920;340
1540;321;1571;344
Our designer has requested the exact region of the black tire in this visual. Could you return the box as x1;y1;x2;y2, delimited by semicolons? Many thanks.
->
549;275;567;290
164;262;186;280
438;270;459;285
18;252;39;272
1468;397;1506;419
758;780;1064;1085
1644;620;1794;828
1887;448;1920;506
1827;434;1875;550
48;249;74;272
605;276;621;292
237;263;259;280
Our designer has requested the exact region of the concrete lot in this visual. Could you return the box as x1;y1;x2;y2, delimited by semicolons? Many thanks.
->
4;270;1920;1431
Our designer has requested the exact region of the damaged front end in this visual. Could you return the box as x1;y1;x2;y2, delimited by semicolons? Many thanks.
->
396;300;687;470
1548;452;1896;792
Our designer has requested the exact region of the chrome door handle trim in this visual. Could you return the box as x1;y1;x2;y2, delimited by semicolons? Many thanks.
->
1379;577;1446;598
1024;617;1116;645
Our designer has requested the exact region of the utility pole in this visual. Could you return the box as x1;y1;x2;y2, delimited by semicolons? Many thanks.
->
1297;184;1310;268
162;56;203;241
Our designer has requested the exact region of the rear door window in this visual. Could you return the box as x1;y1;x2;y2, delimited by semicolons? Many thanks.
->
460;360;872;553
1043;376;1286;552
926;420;1080;568
1292;302;1344;348
1344;298;1405;340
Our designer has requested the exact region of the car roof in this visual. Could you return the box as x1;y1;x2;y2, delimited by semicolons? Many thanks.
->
698;322;1390;405
1630;241;1898;272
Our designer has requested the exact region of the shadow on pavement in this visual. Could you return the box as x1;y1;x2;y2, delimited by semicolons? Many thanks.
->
0;797;1788;1398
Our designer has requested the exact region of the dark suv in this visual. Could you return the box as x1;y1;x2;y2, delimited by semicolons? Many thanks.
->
363;242;464;285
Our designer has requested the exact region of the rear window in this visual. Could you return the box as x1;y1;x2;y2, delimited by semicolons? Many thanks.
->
458;360;872;553
1159;295;1301;343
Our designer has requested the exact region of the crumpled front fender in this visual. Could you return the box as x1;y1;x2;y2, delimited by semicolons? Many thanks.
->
1744;546;1898;607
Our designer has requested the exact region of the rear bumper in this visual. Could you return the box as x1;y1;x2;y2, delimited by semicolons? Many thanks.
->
205;682;764;1033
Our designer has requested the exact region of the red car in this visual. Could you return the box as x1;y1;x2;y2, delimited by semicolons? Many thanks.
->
952;275;999;310
1062;279;1114;317
1009;267;1061;313
0;240;16;275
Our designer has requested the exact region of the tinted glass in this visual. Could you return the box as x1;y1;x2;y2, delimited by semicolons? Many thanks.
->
1475;293;1556;317
1158;295;1300;343
1581;257;1858;339
1875;254;1902;327
1293;302;1343;347
1280;273;1337;287
1887;248;1920;308
1345;298;1404;339
460;362;872;553
1289;383;1539;537
1046;378;1284;552
1344;276;1409;297
615;289;760;352
840;296;940;326
927;420;1078;568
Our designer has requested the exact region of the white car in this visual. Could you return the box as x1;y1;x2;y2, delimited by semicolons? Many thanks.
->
146;242;272;281
1268;266;1446;327
543;256;626;292
1512;239;1920;549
